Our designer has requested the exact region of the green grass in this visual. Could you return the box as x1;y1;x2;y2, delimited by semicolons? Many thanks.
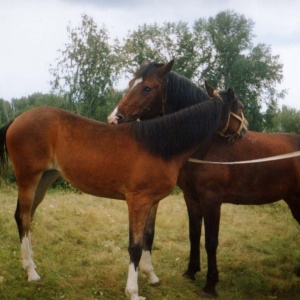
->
0;187;299;299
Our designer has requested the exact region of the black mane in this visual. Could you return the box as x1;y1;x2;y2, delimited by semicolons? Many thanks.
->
166;72;210;111
130;99;224;160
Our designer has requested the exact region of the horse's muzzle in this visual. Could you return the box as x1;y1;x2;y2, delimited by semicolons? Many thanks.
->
116;114;124;124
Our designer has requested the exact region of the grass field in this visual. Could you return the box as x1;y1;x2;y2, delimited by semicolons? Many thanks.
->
0;186;299;299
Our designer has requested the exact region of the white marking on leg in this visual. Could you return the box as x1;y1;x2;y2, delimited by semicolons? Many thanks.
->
125;262;139;300
107;107;119;124
140;250;159;284
21;233;40;281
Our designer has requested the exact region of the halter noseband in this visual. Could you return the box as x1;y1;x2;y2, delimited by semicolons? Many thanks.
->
212;89;248;143
218;111;247;143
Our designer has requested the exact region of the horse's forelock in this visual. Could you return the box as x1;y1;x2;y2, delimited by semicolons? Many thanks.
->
135;62;164;78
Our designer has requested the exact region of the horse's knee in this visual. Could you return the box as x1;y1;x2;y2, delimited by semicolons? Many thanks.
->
205;237;218;253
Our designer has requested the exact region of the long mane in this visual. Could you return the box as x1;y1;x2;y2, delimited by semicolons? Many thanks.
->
166;72;210;111
130;99;223;160
135;62;210;112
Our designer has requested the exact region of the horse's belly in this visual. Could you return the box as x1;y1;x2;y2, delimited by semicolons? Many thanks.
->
56;161;127;200
223;182;297;205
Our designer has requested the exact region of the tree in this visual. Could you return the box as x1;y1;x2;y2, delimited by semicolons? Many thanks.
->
50;14;118;120
0;99;13;126
274;105;300;134
118;11;285;131
192;11;285;130
49;12;284;129
263;98;279;132
117;22;197;78
0;94;67;127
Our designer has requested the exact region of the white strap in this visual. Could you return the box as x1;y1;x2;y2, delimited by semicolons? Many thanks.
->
188;150;300;165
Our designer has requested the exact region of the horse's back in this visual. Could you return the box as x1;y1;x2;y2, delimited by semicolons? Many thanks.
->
5;106;124;179
206;131;300;161
245;131;300;151
179;130;300;205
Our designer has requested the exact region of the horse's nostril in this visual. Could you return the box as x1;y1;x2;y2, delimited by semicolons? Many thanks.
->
116;114;124;124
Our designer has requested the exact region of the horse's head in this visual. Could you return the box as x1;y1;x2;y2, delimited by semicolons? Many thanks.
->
205;81;248;142
108;60;174;124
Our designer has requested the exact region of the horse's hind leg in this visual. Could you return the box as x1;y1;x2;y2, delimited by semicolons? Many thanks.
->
15;179;41;281
284;196;300;276
202;196;221;297
139;202;160;285
17;170;60;281
182;192;203;280
14;171;58;282
284;196;300;224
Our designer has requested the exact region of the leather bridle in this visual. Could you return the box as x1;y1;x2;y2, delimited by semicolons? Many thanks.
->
218;111;248;143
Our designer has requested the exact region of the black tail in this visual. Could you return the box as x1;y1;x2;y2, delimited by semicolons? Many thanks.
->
0;121;13;174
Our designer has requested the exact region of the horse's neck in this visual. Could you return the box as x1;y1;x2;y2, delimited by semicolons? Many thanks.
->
184;140;214;160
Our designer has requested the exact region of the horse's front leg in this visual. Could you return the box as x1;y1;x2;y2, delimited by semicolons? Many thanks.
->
202;196;221;297
140;202;160;285
125;197;155;300
182;193;203;280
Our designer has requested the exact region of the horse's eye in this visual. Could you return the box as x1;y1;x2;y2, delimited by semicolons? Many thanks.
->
143;86;152;92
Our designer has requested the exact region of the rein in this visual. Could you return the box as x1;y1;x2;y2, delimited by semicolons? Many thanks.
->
188;150;300;165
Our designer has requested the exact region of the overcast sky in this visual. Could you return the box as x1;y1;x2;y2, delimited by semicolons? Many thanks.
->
1;0;300;109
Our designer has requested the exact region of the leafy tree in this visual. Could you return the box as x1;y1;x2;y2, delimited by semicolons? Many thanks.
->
273;105;300;134
263;98;279;132
11;93;67;116
117;22;197;78
118;11;285;131
0;94;67;127
193;10;285;130
49;12;285;129
50;14;118;120
0;99;14;126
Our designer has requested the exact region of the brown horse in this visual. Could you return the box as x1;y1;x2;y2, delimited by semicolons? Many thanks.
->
0;94;236;300
108;60;300;297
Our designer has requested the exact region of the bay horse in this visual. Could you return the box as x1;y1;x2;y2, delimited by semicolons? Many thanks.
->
108;60;300;297
0;94;235;300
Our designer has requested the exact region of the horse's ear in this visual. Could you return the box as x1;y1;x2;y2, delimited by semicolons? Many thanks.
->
141;60;150;67
227;88;235;103
156;59;174;79
205;81;215;98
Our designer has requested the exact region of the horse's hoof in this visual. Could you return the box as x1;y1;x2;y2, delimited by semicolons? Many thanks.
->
27;269;41;281
182;271;196;281
200;289;218;299
294;266;300;277
150;281;160;287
